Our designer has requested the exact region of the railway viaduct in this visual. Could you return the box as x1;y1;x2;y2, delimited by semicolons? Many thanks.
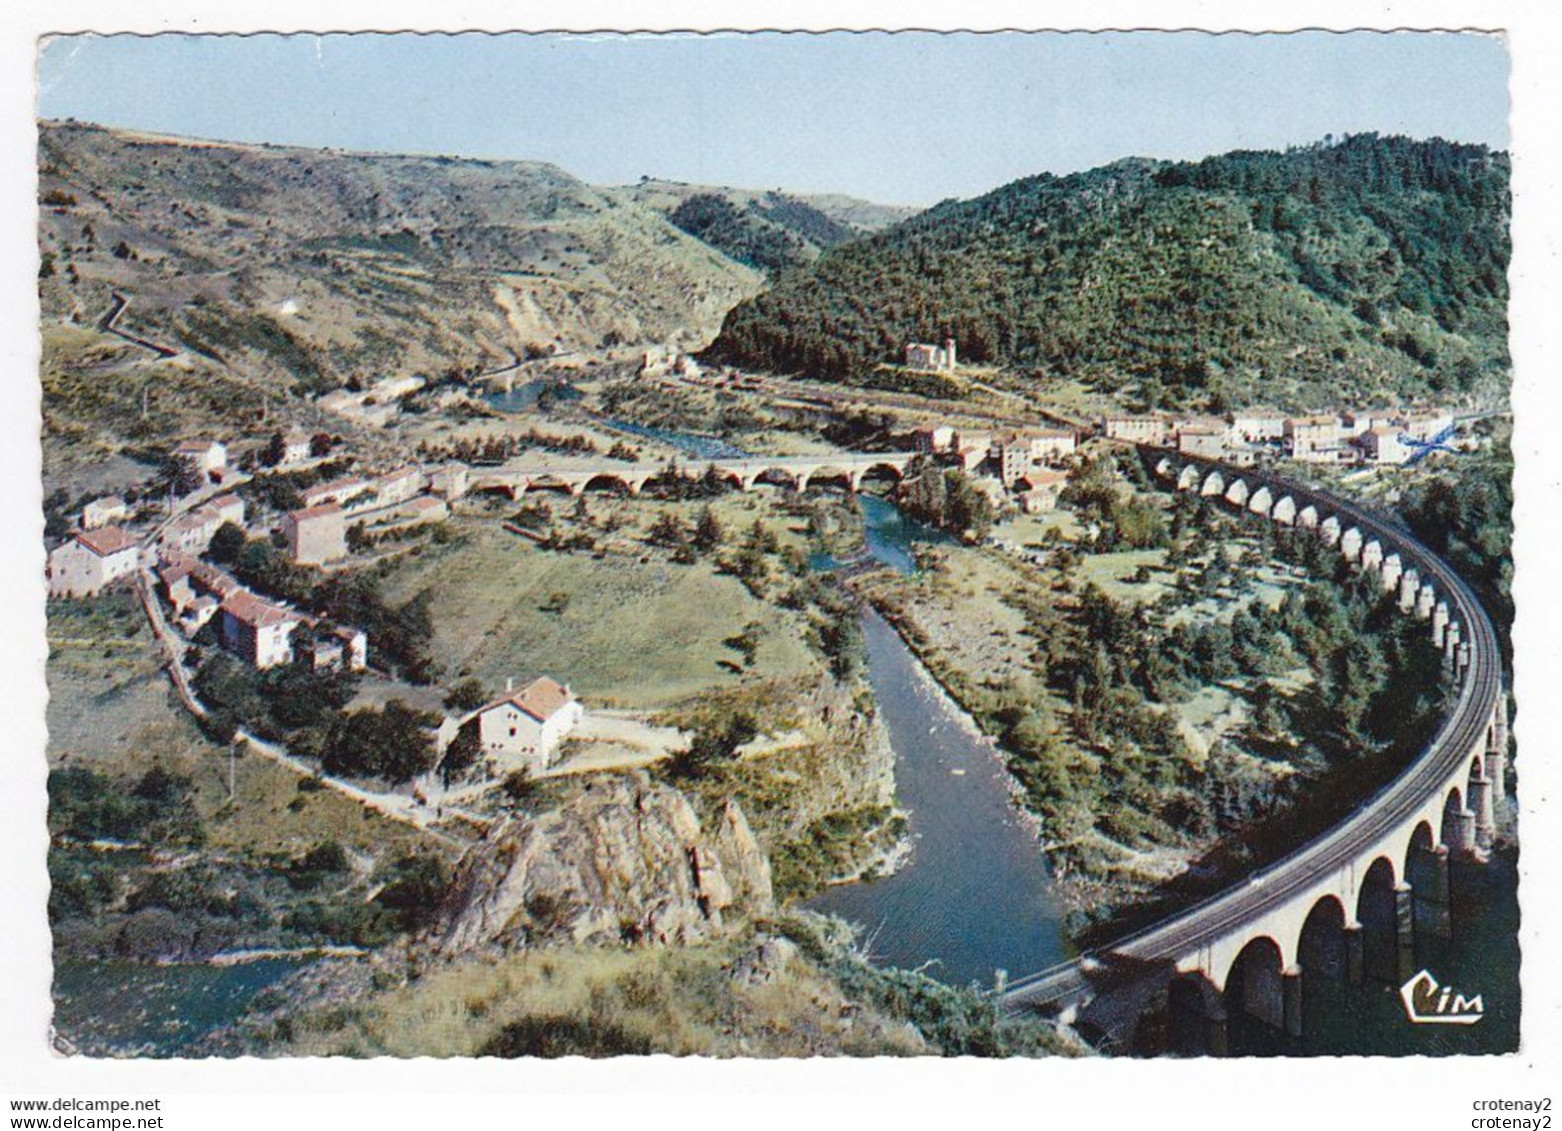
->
467;451;917;497
1002;449;1510;1053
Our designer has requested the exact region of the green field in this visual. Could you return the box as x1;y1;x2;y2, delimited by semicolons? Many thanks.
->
378;518;820;708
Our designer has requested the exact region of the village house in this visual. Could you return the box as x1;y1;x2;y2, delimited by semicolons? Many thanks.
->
1016;468;1070;513
1284;415;1346;462
950;428;992;471
428;463;470;501
904;338;958;371
46;525;140;598
80;495;129;530
1027;428;1078;464
281;504;348;565
995;433;1039;487
293;622;369;673
395;495;449;526
161;505;225;557
450;677;584;772
1358;426;1412;465
1401;409;1456;442
913;424;956;455
300;475;371;510
175;439;228;480
1102;414;1172;445
1228;411;1287;443
1177;425;1230;460
371;466;428;508
279;430;314;467
219;588;304;669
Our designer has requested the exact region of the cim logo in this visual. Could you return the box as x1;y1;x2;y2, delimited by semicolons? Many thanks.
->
1400;969;1484;1025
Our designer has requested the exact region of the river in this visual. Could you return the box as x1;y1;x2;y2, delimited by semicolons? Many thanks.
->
805;498;1071;989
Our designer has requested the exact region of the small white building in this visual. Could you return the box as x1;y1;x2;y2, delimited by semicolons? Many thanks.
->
1359;426;1412;465
462;677;584;772
46;526;140;598
175;439;228;477
280;430;314;466
905;338;958;371
81;495;130;530
913;424;956;455
428;463;470;501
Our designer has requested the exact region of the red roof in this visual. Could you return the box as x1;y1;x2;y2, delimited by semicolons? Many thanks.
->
287;503;345;523
221;588;301;629
77;525;138;557
485;677;575;723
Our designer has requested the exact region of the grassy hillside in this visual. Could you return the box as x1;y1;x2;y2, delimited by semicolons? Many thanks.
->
706;135;1509;411
37;121;763;465
618;179;919;275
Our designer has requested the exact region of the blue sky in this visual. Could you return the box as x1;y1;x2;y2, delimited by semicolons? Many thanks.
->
36;30;1509;206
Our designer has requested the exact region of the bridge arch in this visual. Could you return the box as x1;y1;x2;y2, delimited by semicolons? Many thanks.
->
860;460;907;486
1295;895;1349;987
803;464;860;492
1200;470;1226;497
1223;936;1287;1034
1225;479;1250;507
1272;495;1297;525
1319;515;1342;545
1155;457;1176;480
581;472;632;495
1297;504;1319;530
1178;465;1202;492
1356;856;1401;983
1248;486;1274;517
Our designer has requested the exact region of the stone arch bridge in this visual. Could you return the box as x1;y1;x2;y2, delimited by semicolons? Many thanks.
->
467;451;917;498
1002;449;1509;1053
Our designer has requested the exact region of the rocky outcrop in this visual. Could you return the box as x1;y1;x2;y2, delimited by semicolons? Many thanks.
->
436;773;772;953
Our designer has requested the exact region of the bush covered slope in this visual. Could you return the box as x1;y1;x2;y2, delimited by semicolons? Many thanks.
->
707;135;1509;410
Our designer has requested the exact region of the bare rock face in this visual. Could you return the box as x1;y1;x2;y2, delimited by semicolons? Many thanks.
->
436;773;773;953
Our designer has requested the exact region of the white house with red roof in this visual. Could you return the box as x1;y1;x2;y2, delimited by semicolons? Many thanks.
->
454;676;583;771
219;588;305;669
46;526;140;597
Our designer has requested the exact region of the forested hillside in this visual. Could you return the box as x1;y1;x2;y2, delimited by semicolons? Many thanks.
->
707;135;1509;410
619;179;918;276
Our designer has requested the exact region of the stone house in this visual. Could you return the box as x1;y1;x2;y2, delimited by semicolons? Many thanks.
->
81;495;129;530
1285;415;1346;462
281;504;348;565
300;476;371;510
162;504;227;557
1016;468;1070;513
1103;415;1172;445
372;466;428;507
47;526;140;597
1229;411;1287;443
1177;426;1230;460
